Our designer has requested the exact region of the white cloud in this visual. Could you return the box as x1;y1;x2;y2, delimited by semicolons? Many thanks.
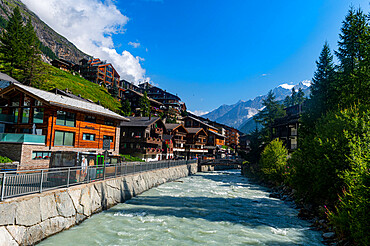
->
189;110;209;116
128;41;141;48
22;0;146;83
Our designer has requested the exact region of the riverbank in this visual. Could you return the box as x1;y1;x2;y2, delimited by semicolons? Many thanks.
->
242;166;338;245
0;163;197;245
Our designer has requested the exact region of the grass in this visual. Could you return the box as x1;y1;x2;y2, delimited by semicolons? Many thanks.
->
34;64;122;113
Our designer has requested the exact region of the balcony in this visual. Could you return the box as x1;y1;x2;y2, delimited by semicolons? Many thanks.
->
0;133;46;144
146;137;162;145
153;128;163;134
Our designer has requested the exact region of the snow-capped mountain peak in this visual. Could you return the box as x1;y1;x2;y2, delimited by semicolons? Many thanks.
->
279;83;295;90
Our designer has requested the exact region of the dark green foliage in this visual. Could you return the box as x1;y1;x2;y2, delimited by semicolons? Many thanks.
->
290;106;370;206
254;90;285;141
120;154;144;162
297;88;305;104
39;42;57;60
0;7;44;85
121;99;131;116
284;88;305;107
283;95;292;107
260;139;288;184
306;42;336;125
335;7;370;107
139;91;151;117
111;81;119;98
0;6;25;78
0;15;7;29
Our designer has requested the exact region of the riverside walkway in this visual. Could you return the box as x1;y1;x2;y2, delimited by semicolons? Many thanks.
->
0;160;195;201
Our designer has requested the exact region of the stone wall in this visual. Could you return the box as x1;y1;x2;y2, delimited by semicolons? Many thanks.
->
0;163;197;245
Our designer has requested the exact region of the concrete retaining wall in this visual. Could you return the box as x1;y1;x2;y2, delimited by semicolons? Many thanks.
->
0;163;197;245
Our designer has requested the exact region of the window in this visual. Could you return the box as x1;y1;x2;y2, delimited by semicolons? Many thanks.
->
33;108;44;124
83;133;95;141
56;111;75;127
103;135;114;142
32;151;51;160
85;115;96;123
54;131;74;146
21;108;30;123
104;120;114;126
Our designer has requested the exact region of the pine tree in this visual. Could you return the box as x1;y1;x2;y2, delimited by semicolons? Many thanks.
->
122;99;131;116
297;88;305;104
308;42;336;121
22;18;43;85
335;7;370;106
291;88;298;105
0;7;44;85
0;7;26;78
139;91;151;117
284;95;292;107
255;90;285;141
111;81;119;98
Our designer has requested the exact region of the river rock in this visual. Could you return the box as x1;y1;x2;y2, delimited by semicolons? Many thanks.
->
0;227;17;246
0;202;16;225
323;232;335;239
16;197;41;226
55;191;76;218
40;194;58;221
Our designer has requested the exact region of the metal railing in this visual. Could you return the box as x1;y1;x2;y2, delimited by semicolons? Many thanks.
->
0;160;195;201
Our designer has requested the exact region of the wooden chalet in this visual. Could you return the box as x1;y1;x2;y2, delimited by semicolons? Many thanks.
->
120;117;165;161
0;82;128;170
271;103;304;151
165;123;188;159
139;82;182;113
51;59;74;72
185;128;208;159
184;116;225;145
122;89;164;116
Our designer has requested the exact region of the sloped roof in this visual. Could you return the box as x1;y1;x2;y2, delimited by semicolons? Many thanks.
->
185;116;218;130
0;72;20;84
0;83;128;121
186;127;207;136
120;116;161;127
165;123;188;133
125;88;163;106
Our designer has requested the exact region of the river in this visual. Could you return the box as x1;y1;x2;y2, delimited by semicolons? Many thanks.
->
39;170;324;245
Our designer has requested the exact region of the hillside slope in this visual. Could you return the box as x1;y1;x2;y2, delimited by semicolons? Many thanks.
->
0;0;88;62
35;65;121;113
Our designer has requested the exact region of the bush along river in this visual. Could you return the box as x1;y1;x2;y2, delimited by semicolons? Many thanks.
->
39;170;325;245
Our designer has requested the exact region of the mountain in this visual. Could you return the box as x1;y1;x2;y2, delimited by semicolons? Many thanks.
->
202;80;311;132
0;0;88;63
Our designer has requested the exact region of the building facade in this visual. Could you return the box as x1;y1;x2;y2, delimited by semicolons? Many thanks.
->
0;83;127;170
120;117;165;161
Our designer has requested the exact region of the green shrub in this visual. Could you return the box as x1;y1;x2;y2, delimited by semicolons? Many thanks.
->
290;105;370;245
0;155;12;163
260;139;288;184
120;154;144;162
326;110;370;245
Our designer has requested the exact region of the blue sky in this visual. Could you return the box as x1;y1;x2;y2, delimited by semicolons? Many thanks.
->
23;0;370;115
116;0;369;114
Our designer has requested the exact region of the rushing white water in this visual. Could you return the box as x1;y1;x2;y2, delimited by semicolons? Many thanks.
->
39;170;324;245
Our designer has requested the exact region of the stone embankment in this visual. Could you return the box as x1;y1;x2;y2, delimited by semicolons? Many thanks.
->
0;163;197;245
